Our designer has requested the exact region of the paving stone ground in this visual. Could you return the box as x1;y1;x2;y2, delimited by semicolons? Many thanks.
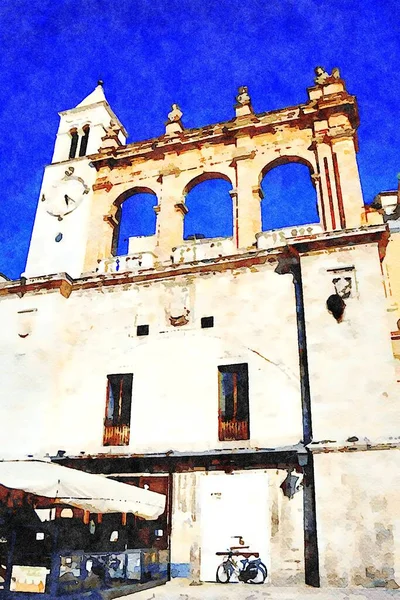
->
122;579;400;600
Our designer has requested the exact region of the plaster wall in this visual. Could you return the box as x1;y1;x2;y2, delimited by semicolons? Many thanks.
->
170;472;201;579
0;292;69;456
314;450;400;588
300;243;398;443
24;160;98;279
267;468;304;584
384;231;400;326
0;263;302;458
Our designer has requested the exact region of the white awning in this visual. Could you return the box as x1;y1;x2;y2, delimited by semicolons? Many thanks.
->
0;460;166;520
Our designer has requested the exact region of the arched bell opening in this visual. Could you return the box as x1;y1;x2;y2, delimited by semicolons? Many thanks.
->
260;158;319;232
112;188;158;256
183;174;233;241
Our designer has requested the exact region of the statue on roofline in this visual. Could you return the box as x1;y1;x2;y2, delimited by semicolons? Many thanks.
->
314;66;341;85
168;104;183;123
103;120;120;139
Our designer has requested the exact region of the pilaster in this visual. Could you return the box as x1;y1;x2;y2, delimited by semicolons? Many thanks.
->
83;186;116;272
155;173;187;258
312;126;341;232
231;148;261;248
330;131;364;229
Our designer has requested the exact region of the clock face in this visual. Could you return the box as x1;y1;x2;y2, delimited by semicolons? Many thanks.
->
41;167;90;220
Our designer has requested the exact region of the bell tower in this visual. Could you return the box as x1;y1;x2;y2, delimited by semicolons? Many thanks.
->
24;83;127;279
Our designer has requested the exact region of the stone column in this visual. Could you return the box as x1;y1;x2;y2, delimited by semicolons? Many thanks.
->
233;150;262;248
83;182;116;272
155;173;187;259
330;132;364;229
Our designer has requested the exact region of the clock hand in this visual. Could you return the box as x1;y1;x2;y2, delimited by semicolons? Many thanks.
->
64;194;76;206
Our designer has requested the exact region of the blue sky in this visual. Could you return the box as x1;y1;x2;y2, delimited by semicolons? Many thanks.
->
1;0;399;278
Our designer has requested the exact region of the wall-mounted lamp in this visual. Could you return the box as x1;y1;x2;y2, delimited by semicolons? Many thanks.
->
298;449;309;467
280;470;301;500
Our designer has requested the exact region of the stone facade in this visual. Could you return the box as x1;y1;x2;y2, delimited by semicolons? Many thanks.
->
1;70;400;588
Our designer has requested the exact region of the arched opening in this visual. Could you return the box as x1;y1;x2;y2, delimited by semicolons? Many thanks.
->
113;189;157;256
68;128;79;159
79;124;90;157
260;159;319;231
183;174;233;240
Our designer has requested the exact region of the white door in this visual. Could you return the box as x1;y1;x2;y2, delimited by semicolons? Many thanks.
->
200;471;269;582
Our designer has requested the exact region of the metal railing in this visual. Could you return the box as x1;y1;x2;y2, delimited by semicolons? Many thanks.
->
218;419;249;441
103;424;130;446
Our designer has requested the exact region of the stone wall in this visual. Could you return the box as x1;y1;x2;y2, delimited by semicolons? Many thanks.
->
314;450;400;588
301;242;398;444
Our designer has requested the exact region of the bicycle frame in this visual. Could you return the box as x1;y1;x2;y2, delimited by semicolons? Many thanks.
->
216;550;267;584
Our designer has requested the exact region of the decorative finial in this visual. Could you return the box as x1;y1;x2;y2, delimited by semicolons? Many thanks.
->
107;120;120;133
99;120;122;153
236;86;251;106
97;79;104;87
234;86;253;117
168;104;183;123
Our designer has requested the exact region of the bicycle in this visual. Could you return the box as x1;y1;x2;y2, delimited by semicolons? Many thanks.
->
215;548;267;584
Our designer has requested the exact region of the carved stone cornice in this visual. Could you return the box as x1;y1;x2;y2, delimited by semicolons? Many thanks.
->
230;149;257;166
93;178;113;192
104;156;132;170
0;273;74;299
103;214;118;229
328;128;356;143
174;202;189;216
310;133;331;147
3;226;387;300
158;164;182;178
310;127;357;151
252;186;264;200
88;93;359;174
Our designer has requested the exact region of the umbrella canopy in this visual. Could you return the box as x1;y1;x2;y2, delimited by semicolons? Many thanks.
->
0;460;165;520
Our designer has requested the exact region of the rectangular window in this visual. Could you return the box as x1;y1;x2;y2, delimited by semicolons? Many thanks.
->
137;324;149;336
201;316;214;329
103;373;133;446
218;363;249;441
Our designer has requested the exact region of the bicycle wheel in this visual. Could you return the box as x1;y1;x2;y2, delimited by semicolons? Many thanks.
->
247;564;267;584
216;563;231;583
258;561;268;578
